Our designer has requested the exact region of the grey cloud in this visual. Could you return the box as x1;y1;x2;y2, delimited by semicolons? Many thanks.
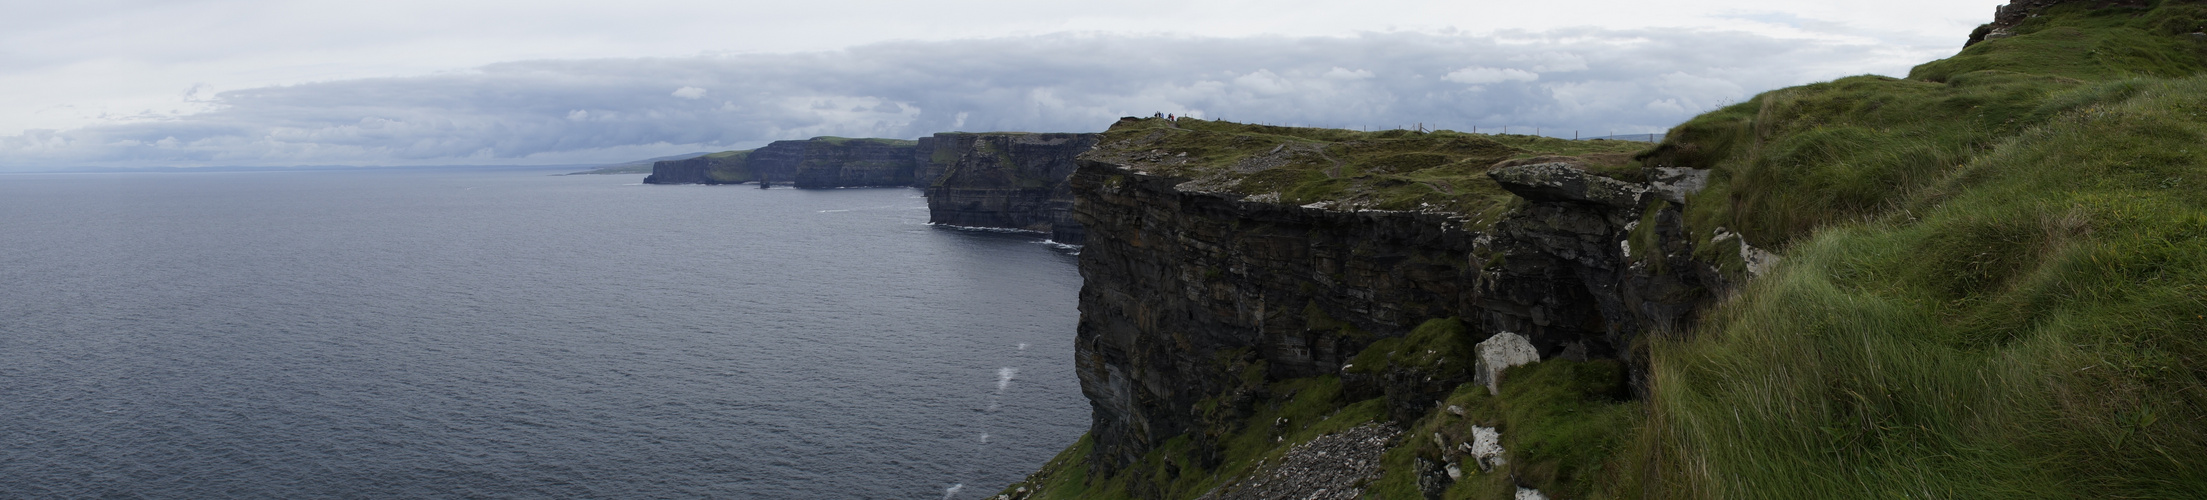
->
0;29;1924;168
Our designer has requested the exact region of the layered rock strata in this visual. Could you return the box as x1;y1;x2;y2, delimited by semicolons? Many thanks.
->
1070;146;1720;479
922;133;1099;244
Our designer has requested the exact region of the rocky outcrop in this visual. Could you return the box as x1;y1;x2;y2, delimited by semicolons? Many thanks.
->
1070;147;1721;479
921;133;1099;244
1965;0;2146;46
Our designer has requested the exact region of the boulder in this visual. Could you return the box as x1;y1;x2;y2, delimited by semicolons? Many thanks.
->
1474;331;1540;395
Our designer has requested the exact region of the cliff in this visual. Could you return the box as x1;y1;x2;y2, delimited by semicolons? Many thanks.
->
920;132;1099;244
643;150;755;184
640;133;1101;242
784;137;922;188
642;137;919;187
1034;119;1663;499
1007;1;2207;497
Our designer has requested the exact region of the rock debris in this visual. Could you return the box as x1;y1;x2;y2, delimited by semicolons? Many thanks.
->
1197;423;1400;500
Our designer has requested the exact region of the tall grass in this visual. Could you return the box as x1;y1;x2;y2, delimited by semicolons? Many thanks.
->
1631;76;2207;498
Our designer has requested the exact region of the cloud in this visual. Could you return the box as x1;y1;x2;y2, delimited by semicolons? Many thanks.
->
1443;66;1541;85
0;28;1919;169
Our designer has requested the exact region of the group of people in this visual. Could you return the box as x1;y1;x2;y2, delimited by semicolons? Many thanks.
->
1150;112;1181;122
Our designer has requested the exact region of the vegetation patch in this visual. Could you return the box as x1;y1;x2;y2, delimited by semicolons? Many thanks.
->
1085;119;1650;229
1621;3;2207;495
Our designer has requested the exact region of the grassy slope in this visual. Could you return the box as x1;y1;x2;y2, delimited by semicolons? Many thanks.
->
1011;320;1641;499
699;150;756;183
1631;2;2207;497
1085;120;1648;228
1018;3;2207;499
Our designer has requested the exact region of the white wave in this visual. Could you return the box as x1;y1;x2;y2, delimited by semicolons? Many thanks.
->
943;483;964;499
996;367;1018;392
1038;239;1083;251
980;432;990;443
928;222;1046;235
1017;343;1029;350
817;209;854;213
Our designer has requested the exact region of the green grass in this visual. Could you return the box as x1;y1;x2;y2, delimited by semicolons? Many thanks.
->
699;150;756;183
1004;374;1391;500
1631;77;2207;498
1346;318;1476;376
1619;2;2207;494
1913;2;2207;82
1087;119;1649;228
1363;361;1641;500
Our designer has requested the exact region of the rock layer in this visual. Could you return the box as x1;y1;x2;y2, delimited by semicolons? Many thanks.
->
922;132;1099;244
1070;141;1722;478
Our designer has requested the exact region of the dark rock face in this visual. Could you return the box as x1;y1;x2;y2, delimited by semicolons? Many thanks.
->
785;139;921;188
921;133;1099;244
1070;157;1721;478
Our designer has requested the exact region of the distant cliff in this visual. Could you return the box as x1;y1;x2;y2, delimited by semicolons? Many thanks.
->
644;133;1099;243
643;137;919;188
919;132;1099;245
643;151;754;184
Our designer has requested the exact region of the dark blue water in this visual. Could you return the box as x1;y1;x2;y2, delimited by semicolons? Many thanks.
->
0;169;1087;498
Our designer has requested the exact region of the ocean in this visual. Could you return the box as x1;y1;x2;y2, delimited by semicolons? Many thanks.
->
0;168;1087;498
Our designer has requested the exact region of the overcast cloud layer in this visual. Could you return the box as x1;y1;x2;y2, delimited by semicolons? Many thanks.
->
1;26;1967;169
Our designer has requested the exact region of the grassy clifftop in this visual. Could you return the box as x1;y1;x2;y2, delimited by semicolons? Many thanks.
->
1018;1;2207;498
1635;1;2207;496
1084;119;1649;227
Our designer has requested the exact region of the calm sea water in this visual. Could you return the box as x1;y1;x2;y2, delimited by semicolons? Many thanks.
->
0;168;1087;498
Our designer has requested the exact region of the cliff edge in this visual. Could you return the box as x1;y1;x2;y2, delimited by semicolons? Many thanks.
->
1006;1;2207;497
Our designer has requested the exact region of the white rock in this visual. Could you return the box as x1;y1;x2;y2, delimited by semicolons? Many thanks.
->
1710;226;1781;279
1468;425;1507;472
1475;331;1540;395
1446;463;1464;480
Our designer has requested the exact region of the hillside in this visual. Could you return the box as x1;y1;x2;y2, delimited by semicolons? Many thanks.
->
1001;1;2207;498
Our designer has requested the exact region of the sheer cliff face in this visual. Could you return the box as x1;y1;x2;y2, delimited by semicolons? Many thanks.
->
1069;127;1716;476
921;133;1099;244
789;139;921;188
1072;162;1483;469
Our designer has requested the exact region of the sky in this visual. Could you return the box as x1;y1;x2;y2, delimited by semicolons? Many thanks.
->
0;0;2007;169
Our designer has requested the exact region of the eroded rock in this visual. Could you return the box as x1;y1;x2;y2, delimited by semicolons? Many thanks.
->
1475;332;1541;395
1487;162;1644;209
